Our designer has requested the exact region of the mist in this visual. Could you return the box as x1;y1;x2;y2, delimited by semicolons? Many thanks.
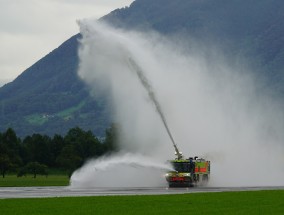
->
72;20;284;187
71;152;172;188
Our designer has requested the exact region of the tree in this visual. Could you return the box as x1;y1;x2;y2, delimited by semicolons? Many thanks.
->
103;123;119;151
56;144;82;177
51;134;65;162
22;134;52;166
0;129;22;177
1;128;22;168
24;162;48;178
2;128;20;151
0;154;12;178
64;127;103;160
0;126;117;176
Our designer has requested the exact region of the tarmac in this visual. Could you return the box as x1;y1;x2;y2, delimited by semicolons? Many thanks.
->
0;186;283;199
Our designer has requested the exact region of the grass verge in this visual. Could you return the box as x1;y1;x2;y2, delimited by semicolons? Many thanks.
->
0;175;69;187
0;190;283;214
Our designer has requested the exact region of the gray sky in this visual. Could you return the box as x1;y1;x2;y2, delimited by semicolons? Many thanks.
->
0;0;133;86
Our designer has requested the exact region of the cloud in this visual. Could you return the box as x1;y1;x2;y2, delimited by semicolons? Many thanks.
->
0;0;133;81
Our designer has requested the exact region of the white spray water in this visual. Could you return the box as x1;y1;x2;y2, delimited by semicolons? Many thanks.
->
127;57;181;157
71;153;173;188
71;20;284;188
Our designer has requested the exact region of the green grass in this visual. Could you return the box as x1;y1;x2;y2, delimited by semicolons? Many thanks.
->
25;100;86;125
0;190;283;214
0;175;69;187
25;114;49;125
56;100;86;119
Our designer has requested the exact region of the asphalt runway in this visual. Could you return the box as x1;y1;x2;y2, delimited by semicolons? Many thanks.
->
0;186;284;199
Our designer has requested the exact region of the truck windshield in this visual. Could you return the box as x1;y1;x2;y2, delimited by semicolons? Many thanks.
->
172;162;192;172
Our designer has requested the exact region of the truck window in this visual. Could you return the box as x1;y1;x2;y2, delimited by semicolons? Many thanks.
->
172;162;191;172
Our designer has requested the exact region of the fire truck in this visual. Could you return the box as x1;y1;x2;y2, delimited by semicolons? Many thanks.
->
165;141;210;187
165;155;210;187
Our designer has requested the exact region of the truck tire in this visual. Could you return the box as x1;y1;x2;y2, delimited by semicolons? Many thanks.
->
201;174;209;186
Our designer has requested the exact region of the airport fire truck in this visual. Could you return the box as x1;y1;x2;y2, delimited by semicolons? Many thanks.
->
127;57;211;187
165;156;210;187
165;143;210;187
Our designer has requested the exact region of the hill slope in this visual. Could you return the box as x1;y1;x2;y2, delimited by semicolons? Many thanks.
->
104;0;284;90
0;35;110;137
1;0;284;137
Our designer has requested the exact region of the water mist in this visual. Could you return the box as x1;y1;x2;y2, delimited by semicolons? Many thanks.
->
71;20;284;188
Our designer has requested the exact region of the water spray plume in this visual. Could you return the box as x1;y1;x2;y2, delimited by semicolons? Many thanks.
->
127;57;183;159
75;21;284;187
70;153;173;188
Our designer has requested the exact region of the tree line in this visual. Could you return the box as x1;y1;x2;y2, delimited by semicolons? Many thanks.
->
0;125;117;178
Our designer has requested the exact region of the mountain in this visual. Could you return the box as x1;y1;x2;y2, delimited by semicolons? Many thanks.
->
0;35;110;137
104;0;284;91
1;0;284;137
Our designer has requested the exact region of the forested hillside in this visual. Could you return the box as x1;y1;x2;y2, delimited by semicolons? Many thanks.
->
0;0;284;137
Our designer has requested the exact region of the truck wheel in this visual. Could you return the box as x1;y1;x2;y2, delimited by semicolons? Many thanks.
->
201;175;209;186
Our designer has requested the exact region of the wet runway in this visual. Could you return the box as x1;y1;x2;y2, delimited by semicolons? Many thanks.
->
0;186;283;199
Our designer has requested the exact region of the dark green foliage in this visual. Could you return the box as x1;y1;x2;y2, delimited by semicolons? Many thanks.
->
20;162;48;178
0;128;22;177
0;126;117;176
64;127;103;159
56;144;82;178
0;154;12;178
22;134;53;167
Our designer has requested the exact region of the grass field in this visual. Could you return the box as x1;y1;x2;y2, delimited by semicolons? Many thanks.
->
0;190;283;214
0;175;69;187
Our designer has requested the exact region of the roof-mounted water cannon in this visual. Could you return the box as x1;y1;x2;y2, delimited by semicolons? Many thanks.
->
173;142;183;160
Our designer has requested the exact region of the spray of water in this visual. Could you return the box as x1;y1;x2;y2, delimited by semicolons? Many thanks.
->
127;57;181;157
74;20;284;187
70;152;172;188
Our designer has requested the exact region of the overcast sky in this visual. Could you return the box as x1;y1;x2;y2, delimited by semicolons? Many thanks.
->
0;0;134;86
